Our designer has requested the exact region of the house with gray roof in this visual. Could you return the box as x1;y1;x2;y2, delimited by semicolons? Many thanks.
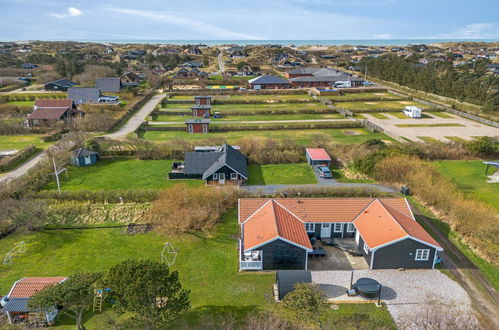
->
96;78;122;93
169;144;248;185
248;75;290;89
287;67;364;88
68;87;119;105
44;79;78;92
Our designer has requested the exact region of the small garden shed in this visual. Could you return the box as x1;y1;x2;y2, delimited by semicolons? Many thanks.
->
275;270;312;301
305;148;331;166
71;148;99;167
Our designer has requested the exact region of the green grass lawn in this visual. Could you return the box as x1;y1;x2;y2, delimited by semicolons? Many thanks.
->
153;113;344;122
142;128;394;145
247;163;317;185
0;209;275;328
43;158;203;191
337;100;428;111
169;94;313;102
370;113;389;119
417;136;442;143
7;100;34;107
328;92;402;101
0;135;53;150
161;102;328;113
433;160;499;211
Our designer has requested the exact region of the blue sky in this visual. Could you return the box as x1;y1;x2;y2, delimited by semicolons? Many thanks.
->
1;0;499;41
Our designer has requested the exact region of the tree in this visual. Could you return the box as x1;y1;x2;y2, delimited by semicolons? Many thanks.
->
29;272;102;330
105;260;190;328
282;283;328;324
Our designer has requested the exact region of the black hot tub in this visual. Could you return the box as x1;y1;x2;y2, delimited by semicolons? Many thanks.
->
352;277;381;299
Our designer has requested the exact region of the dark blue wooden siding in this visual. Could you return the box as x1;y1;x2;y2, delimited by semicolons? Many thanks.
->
259;239;307;270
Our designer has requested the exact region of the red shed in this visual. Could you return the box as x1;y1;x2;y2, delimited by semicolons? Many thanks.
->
194;96;212;106
305;148;331;166
186;118;210;133
191;105;211;118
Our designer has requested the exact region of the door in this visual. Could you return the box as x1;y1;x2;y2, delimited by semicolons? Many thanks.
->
84;155;91;165
355;230;360;244
218;173;225;184
320;223;331;238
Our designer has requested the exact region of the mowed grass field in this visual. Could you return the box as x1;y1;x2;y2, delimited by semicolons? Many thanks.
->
142;128;394;145
328;92;402;101
161;102;329;113
247;163;317;185
43;158;203;191
169;94;314;102
0;135;53;150
336;100;428;111
433;160;499;210
153;113;344;122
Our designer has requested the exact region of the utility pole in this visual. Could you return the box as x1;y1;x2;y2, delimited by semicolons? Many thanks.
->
53;158;61;194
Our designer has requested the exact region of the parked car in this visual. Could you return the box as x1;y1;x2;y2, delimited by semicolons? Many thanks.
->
213;111;222;118
318;166;332;178
363;81;374;86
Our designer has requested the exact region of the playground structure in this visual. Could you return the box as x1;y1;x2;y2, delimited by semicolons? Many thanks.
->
3;241;26;265
161;242;177;266
93;288;111;313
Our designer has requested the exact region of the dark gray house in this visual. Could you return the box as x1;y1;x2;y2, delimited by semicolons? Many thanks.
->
68;87;119;105
71;148;99;167
95;78;122;93
238;198;442;271
44;79;78;92
169;144;248;185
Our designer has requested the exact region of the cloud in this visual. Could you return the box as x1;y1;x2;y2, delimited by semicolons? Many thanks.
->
374;33;392;39
50;7;82;19
416;23;499;39
107;7;262;39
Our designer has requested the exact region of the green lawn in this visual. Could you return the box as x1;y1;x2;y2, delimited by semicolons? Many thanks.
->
161;102;328;113
153;113;344;122
0;135;53;150
0;209;275;328
142;128;394;145
337;100;428;111
247;163;317;185
433;160;499;211
417;136;442;143
328;92;402;101
169;94;313;102
370;113;389;119
7;100;34;107
43;158;203;191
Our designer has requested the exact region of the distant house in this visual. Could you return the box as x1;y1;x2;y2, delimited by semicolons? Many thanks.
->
120;72;140;87
248;75;290;89
44;79;78;92
187;46;202;55
71;148;99;167
2;277;67;326
174;67;208;80
238;198;443;271
238;64;254;76
169;143;248;185
96;78;122;93
20;63;38;69
27;99;83;127
185;118;210;133
68;87;119;105
180;61;203;68
287;67;364;88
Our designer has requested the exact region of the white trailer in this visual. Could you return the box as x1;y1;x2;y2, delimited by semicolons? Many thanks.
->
333;81;352;88
403;106;422;118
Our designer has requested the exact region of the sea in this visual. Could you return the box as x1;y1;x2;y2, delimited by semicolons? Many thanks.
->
60;39;499;46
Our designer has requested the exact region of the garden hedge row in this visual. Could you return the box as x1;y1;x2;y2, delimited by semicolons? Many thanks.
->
210;121;362;132
0;145;38;172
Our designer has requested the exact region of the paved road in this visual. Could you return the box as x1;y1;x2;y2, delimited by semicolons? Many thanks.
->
105;92;166;139
217;50;225;72
242;166;396;194
149;118;357;126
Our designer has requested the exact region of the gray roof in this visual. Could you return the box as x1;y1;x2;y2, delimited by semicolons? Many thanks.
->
183;144;248;179
248;75;289;85
73;148;98;158
4;298;30;312
291;74;361;83
68;87;102;104
96;78;121;92
185;118;210;124
46;79;77;87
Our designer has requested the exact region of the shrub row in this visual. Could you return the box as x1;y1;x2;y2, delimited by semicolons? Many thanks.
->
1;93;67;101
330;97;409;103
168;89;309;96
210;121;362;132
0;145;38;172
273;186;395;198
34;189;159;203
338;107;439;113
212;99;318;105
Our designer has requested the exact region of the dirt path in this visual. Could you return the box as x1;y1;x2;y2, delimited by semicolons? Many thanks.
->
411;205;499;329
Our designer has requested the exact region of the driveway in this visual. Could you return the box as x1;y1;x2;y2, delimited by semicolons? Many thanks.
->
363;112;499;142
217;49;225;72
105;92;166;139
312;269;474;326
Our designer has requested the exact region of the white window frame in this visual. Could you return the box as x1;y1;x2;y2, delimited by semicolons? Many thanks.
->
188;124;193;133
333;223;343;233
305;223;315;233
202;124;208;133
322;223;330;228
212;173;218;180
363;242;369;254
415;249;430;261
346;223;355;232
230;173;238;180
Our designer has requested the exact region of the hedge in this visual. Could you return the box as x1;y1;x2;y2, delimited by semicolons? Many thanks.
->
210;121;362;132
33;189;159;203
0;145;38;172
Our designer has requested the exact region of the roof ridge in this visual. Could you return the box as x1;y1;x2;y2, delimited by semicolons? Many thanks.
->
270;200;280;237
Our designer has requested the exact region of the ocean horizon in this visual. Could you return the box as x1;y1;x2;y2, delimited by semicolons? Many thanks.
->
8;38;499;46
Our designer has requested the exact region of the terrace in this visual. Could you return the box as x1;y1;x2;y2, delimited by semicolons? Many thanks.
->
239;239;263;271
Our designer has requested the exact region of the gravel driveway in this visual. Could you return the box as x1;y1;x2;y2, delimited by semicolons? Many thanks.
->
312;269;473;325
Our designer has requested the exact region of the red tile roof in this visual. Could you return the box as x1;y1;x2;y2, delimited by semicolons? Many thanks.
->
8;277;67;298
27;108;68;120
243;200;312;251
353;199;442;250
306;148;331;160
34;99;73;108
239;198;412;224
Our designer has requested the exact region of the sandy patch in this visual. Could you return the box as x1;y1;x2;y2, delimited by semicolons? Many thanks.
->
364;102;377;105
398;101;412;105
373;93;387;96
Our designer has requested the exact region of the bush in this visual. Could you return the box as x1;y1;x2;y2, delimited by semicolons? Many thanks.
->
282;283;328;323
277;186;395;198
465;136;498;155
34;189;159;203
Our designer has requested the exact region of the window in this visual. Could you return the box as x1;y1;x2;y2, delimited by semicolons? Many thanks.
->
305;223;315;232
363;242;369;254
230;173;238;180
333;223;343;233
188;124;193;133
212;173;218;180
415;249;430;261
346;223;355;232
202;124;208;133
322;223;330;228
